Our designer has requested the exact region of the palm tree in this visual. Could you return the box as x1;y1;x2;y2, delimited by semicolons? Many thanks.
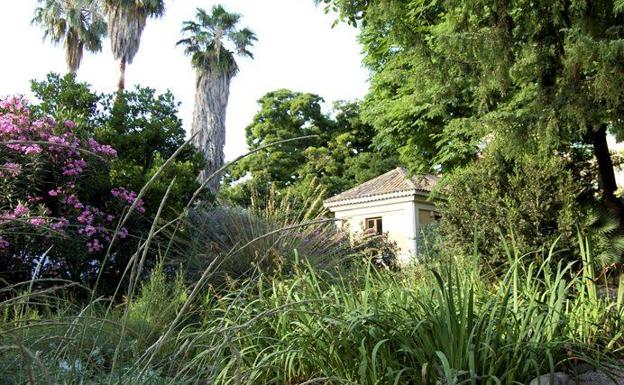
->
178;6;257;193
32;0;106;74
102;0;165;93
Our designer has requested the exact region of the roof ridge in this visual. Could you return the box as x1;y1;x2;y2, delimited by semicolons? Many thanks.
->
324;166;438;206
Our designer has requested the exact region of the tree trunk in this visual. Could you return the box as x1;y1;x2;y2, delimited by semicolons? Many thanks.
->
118;59;126;95
591;124;624;228
64;33;82;75
192;67;231;194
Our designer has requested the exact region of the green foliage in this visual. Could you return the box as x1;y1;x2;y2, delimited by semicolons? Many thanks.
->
221;89;399;206
439;151;580;266
31;73;204;216
328;0;624;158
97;88;204;214
319;0;485;174
319;0;624;261
30;72;101;130
436;148;624;269
2;238;623;384
126;264;187;347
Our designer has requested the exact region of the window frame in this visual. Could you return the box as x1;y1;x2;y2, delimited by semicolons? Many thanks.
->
365;216;383;235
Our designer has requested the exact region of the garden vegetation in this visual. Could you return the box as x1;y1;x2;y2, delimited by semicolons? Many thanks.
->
3;0;624;384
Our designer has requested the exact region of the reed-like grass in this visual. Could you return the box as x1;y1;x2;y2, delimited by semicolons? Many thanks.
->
1;243;623;385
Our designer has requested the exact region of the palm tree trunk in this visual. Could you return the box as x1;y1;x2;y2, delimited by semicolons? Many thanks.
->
118;59;127;94
64;30;82;74
192;67;231;194
591;124;624;228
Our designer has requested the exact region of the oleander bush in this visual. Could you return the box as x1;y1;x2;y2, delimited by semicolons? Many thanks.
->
30;73;205;216
1;74;205;292
0;95;144;286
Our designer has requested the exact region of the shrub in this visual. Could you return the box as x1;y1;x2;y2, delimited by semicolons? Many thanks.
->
30;73;205;217
350;229;399;269
126;263;187;349
0;96;142;285
439;151;584;269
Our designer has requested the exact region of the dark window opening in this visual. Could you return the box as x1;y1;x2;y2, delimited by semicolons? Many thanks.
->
365;217;383;235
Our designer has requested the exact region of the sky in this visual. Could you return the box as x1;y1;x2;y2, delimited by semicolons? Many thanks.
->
0;0;369;160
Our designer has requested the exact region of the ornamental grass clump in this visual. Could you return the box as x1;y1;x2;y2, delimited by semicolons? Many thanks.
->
173;184;351;288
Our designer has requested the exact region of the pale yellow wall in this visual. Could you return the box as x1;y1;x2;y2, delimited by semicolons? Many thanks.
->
329;195;437;263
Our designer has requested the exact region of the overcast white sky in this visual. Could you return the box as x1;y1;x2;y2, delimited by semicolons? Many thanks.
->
0;0;369;160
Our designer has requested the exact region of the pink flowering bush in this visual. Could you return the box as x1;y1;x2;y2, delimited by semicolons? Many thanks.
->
0;96;145;284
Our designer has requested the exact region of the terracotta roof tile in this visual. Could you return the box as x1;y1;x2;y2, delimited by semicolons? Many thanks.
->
324;167;439;205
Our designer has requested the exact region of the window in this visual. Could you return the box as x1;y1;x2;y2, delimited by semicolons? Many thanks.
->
365;217;383;235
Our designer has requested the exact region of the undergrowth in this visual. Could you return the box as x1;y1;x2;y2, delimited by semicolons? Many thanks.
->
1;242;623;385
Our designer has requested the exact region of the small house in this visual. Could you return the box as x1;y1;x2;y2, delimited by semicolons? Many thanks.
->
323;167;440;263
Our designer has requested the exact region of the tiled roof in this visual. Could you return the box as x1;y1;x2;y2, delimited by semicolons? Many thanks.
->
324;167;439;206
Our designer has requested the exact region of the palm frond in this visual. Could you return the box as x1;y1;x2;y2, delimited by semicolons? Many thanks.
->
178;5;256;73
229;28;257;58
103;0;164;63
32;0;106;72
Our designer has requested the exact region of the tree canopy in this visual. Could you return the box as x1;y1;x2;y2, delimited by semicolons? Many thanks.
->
317;0;624;227
221;89;399;206
177;6;257;76
31;73;204;216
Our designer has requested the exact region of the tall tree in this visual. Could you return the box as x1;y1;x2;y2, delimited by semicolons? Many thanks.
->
102;0;165;93
221;89;399;206
320;0;624;227
177;5;257;193
32;0;106;74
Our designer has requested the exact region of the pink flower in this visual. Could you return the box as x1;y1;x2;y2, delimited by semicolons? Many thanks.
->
32;120;45;130
64;120;76;129
87;138;117;157
48;189;59;197
0;212;16;221
77;210;93;224
117;227;128;239
23;145;42;155
29;217;46;226
27;195;42;203
84;225;97;236
51;218;69;230
111;188;145;213
64;195;84;210
62;158;87;176
87;239;103;253
13;204;29;217
2;162;21;177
